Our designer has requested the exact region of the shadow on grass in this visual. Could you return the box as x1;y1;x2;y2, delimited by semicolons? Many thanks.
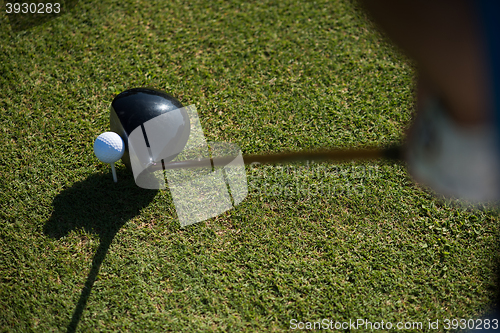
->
44;169;157;333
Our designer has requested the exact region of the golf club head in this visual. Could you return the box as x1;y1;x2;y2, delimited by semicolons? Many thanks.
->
109;88;190;170
110;90;248;226
108;89;253;227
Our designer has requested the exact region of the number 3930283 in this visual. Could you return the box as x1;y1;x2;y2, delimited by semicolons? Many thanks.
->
5;3;61;14
443;318;499;330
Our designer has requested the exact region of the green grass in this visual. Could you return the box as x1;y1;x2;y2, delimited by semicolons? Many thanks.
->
1;0;499;331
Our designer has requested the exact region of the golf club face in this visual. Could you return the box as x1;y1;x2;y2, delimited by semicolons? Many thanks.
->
116;98;248;226
109;88;190;170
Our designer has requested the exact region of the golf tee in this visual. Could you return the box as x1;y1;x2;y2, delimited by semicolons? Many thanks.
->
110;163;117;182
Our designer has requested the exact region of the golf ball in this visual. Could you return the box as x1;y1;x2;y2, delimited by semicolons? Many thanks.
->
94;132;125;164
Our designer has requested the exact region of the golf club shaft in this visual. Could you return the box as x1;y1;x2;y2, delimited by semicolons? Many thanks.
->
160;145;402;170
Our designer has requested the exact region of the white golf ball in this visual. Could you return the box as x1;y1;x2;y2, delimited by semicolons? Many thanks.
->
94;132;125;164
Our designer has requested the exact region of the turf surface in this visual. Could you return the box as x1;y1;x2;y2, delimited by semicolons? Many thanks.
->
1;0;499;331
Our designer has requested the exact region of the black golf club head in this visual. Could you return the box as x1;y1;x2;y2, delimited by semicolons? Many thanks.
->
109;88;190;171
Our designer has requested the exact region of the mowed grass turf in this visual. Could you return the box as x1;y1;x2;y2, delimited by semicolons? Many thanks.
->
1;0;499;331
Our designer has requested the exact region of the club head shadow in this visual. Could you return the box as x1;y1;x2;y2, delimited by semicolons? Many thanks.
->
44;168;158;241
